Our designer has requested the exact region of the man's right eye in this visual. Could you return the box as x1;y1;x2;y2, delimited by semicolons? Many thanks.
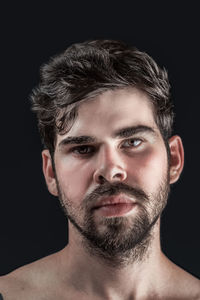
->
71;145;95;155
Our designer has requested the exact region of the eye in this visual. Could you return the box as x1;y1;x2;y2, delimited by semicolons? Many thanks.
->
72;145;95;155
122;138;143;148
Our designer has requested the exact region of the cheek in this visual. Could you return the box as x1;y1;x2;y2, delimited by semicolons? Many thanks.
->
55;158;93;204
128;146;168;191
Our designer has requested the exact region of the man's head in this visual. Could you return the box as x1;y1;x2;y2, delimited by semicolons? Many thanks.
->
31;40;184;265
31;39;173;157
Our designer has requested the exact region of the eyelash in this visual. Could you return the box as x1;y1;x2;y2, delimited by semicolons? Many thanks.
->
122;138;143;148
71;145;95;155
70;138;144;157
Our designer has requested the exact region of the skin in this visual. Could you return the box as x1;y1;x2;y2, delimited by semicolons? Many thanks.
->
0;88;199;300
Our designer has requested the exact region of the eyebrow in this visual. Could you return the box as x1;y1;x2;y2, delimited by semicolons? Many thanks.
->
113;125;157;138
58;125;157;148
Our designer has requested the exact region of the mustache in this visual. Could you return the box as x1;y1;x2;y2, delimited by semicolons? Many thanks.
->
82;182;149;209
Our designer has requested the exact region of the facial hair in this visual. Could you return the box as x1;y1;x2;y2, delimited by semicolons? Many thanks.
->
56;176;170;267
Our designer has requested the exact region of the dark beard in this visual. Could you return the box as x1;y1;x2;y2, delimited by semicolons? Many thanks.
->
57;180;170;267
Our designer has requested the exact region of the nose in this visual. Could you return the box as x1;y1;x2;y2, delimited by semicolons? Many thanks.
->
93;146;127;184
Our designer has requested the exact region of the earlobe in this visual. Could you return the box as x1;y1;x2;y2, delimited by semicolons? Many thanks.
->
42;149;58;196
168;135;184;184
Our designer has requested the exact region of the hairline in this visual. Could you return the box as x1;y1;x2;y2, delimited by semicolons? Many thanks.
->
50;86;170;161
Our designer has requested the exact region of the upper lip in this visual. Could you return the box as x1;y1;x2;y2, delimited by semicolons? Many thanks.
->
93;194;136;209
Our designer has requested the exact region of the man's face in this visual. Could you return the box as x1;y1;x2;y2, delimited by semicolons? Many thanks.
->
50;89;170;262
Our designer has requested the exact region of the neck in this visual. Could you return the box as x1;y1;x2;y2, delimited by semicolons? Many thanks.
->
59;218;166;299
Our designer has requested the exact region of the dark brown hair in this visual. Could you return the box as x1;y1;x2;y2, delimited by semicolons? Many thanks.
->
31;39;173;156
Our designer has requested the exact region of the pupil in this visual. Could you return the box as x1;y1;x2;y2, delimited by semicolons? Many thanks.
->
81;147;87;153
131;139;139;146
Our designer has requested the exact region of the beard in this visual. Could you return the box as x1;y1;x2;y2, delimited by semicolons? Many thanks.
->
56;174;170;267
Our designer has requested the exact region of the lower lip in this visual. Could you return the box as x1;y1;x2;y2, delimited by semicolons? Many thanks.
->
94;203;136;217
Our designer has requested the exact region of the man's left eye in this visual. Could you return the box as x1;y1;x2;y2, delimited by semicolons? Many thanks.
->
122;139;142;148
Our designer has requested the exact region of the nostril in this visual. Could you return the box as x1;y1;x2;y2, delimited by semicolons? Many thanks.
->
98;175;106;184
93;165;127;184
115;173;122;178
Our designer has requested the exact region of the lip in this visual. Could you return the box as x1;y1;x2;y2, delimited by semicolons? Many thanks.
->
93;194;136;209
95;203;136;217
92;194;137;217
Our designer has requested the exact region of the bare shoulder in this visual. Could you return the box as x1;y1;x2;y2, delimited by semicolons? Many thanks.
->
165;258;200;299
178;269;200;299
0;251;62;300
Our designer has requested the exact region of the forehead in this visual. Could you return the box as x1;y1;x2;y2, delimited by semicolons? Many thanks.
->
56;88;158;144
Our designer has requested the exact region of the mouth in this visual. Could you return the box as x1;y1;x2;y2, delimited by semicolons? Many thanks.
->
93;194;137;217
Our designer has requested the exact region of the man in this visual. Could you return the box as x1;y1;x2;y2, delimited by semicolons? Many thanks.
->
0;39;199;299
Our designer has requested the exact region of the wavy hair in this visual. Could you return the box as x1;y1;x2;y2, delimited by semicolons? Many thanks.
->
31;39;173;156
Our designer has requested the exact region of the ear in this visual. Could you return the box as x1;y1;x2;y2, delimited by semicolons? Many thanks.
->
42;149;58;196
168;135;184;184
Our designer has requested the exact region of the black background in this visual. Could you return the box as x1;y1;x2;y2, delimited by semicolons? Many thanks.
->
0;2;199;278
